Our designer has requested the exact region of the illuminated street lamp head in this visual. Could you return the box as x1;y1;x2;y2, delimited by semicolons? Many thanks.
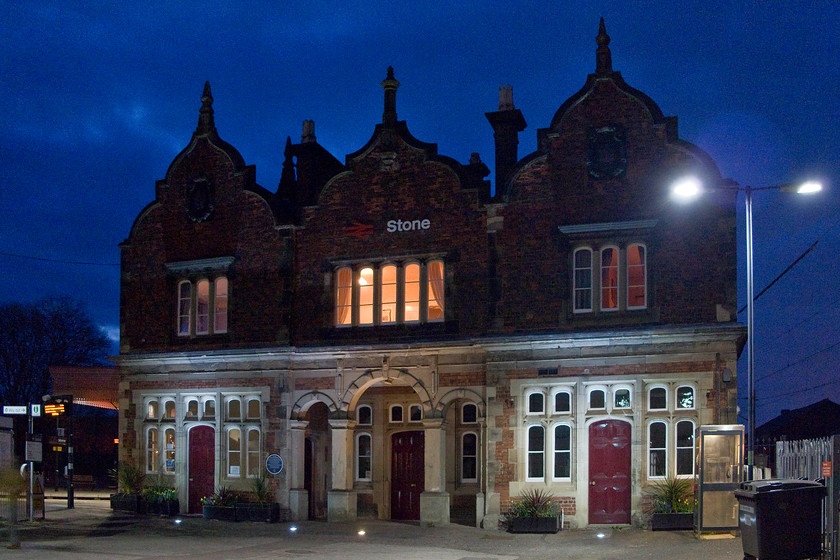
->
670;176;703;201
796;181;822;194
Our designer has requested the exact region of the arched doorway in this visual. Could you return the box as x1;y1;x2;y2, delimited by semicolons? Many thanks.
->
188;425;215;513
588;419;631;524
304;402;330;520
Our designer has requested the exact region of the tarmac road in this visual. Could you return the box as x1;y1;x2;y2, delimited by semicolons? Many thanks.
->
0;498;745;559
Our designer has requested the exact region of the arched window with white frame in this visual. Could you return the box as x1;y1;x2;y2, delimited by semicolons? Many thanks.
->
527;425;545;480
676;386;695;410
185;398;199;419
461;402;477;424
588;388;606;410
676;420;695;476
527;391;545;415
461;432;478;482
147;399;159;420
247;428;260;477
626;243;647;309
356;433;372;481
146;427;159;472
648;421;667;478
553;424;572;480
648;386;667;411
600;245;619;311
163;428;176;473
554;390;572;414
573;248;593;313
357;405;372;425
613;386;632;410
203;398;215;420
227;398;241;421
227;428;241;477
163;399;176;420
246;398;261;420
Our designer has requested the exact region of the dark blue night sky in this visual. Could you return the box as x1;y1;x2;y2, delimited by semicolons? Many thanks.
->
2;2;838;426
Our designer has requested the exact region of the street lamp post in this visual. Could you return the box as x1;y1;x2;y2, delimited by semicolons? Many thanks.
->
672;177;822;479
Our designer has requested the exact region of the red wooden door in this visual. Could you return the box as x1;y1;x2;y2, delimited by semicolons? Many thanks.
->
188;426;215;513
391;431;424;520
588;420;631;524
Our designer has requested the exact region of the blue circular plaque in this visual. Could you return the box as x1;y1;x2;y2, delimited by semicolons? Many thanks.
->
266;453;284;475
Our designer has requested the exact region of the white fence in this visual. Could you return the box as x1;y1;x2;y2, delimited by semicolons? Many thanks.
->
776;436;840;559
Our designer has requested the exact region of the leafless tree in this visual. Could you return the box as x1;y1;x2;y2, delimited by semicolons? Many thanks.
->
0;296;109;407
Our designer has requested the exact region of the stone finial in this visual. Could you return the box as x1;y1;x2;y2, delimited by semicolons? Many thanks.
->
469;152;482;165
498;85;515;111
381;66;400;127
196;81;216;136
596;17;613;74
301;119;316;143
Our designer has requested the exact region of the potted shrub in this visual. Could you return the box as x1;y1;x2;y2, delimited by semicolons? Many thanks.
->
109;462;147;514
236;474;280;522
201;486;239;521
504;488;562;533
647;476;694;531
142;477;180;516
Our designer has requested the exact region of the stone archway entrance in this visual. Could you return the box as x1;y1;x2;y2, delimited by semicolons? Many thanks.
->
304;402;330;520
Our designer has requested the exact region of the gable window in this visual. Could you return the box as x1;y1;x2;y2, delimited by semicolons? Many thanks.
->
461;432;478;482
601;246;619;311
527;425;545;480
563;228;652;315
649;421;667;478
649;387;667;411
573;248;593;313
176;276;229;337
553;424;572;479
627;244;646;309
334;259;445;326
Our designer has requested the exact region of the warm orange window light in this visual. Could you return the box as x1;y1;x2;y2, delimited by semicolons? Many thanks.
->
381;265;397;323
627;244;646;308
404;264;420;321
427;260;444;320
335;267;353;325
358;267;374;324
600;248;618;310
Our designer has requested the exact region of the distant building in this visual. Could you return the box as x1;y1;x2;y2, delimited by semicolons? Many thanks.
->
116;20;743;527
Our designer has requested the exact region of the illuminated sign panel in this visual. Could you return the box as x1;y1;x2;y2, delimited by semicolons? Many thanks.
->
44;403;66;416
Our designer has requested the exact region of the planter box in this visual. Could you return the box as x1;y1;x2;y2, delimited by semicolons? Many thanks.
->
110;493;147;514
202;505;238;521
508;515;562;533
651;512;694;531
236;503;280;522
148;500;180;517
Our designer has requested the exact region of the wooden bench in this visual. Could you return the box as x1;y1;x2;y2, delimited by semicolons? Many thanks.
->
73;474;95;489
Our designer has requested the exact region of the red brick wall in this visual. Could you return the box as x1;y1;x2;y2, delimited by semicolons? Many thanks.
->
120;137;290;353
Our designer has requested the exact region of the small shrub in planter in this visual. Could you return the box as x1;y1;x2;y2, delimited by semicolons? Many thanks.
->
235;474;279;522
201;486;239;521
646;476;695;531
109;462;147;513
504;489;562;533
142;478;180;517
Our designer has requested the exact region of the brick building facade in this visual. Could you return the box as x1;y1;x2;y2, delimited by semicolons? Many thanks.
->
116;21;744;527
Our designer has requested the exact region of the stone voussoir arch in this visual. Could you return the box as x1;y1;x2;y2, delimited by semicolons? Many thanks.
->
289;391;340;420
340;367;435;417
434;388;486;418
